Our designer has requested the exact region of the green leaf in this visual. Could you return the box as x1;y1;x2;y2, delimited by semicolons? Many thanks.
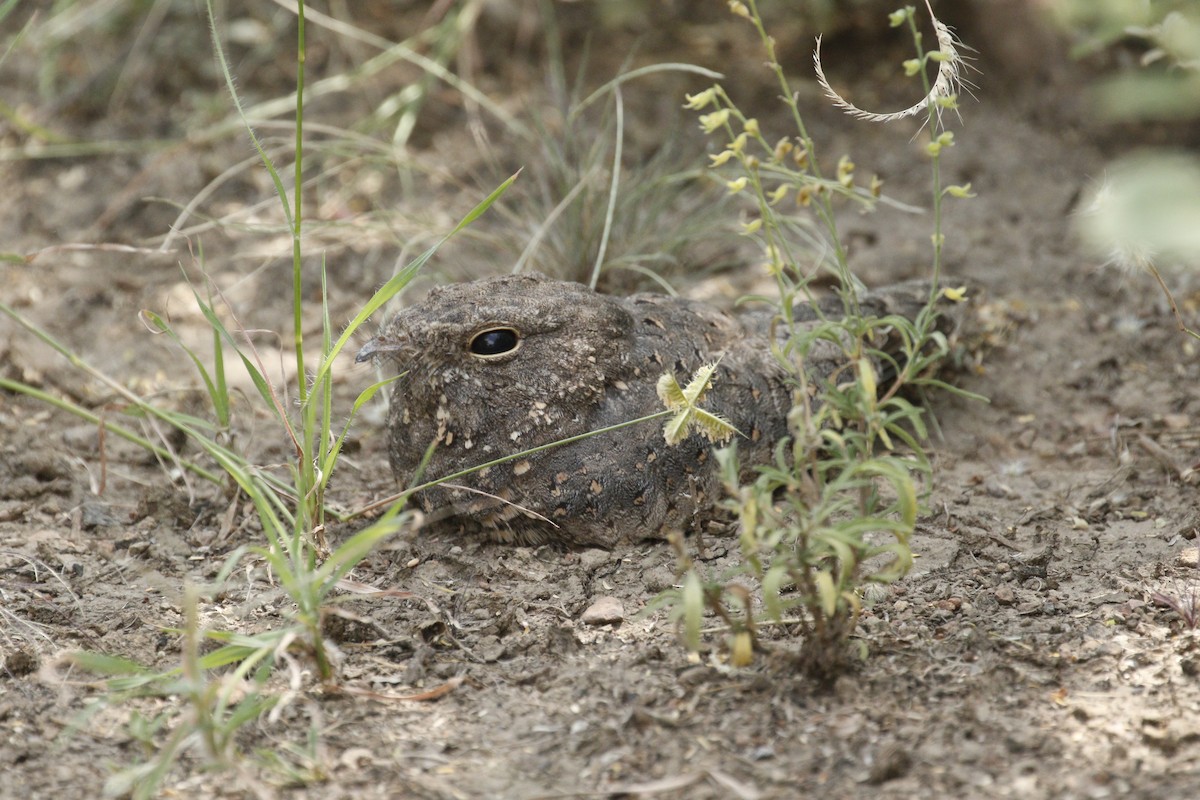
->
188;285;286;429
66;651;151;677
814;570;838;618
140;309;231;427
314;516;410;599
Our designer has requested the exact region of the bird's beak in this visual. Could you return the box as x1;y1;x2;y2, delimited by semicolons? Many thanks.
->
355;337;384;363
355;330;409;363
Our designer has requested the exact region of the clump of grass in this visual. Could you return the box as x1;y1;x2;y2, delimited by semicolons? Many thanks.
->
2;1;515;794
485;4;732;294
656;0;977;680
1152;574;1200;630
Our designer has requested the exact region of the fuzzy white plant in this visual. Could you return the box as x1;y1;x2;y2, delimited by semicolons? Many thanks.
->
814;0;972;128
1077;153;1200;340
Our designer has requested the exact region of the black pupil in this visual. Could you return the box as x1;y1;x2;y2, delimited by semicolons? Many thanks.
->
470;328;518;356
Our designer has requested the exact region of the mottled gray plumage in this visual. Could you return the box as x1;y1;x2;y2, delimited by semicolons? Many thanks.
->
359;273;948;547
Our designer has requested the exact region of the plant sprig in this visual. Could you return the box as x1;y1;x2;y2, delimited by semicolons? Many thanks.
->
664;1;979;678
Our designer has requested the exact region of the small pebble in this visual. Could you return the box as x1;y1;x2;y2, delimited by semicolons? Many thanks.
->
581;595;624;625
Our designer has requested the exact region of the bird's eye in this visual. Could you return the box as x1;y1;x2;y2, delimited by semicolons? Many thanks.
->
468;327;521;358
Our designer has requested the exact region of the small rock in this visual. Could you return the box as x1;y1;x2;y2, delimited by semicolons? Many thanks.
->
934;597;963;613
577;548;613;572
993;585;1016;605
642;566;677;593
581;595;624;626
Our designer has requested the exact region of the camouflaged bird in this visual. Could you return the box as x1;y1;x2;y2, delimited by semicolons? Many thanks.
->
357;272;955;548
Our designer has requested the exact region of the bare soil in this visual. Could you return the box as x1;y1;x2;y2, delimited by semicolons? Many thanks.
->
2;2;1200;798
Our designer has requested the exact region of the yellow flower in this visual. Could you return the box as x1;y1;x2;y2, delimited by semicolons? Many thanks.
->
836;154;855;188
942;286;969;302
699;108;731;133
767;184;789;205
708;150;735;167
726;177;748;194
683;88;717;110
772;137;793;162
743;118;760;136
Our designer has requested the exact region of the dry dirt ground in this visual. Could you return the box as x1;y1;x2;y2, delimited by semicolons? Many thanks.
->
3;2;1200;798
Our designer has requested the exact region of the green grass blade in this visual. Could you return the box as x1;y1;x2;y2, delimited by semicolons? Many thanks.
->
139;310;229;425
0;377;223;484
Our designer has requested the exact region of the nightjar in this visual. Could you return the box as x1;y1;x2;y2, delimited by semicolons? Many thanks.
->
357;272;954;547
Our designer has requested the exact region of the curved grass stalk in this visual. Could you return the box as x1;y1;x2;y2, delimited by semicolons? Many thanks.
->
814;0;971;128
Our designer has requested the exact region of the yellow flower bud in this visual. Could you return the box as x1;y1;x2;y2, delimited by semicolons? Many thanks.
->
699;108;731;133
858;357;877;403
743;118;760;136
836;154;855;188
731;630;754;667
773;137;793;162
741;218;763;235
726;176;748;194
767;184;789;205
709;149;735;167
683;88;718;110
728;1;751;19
